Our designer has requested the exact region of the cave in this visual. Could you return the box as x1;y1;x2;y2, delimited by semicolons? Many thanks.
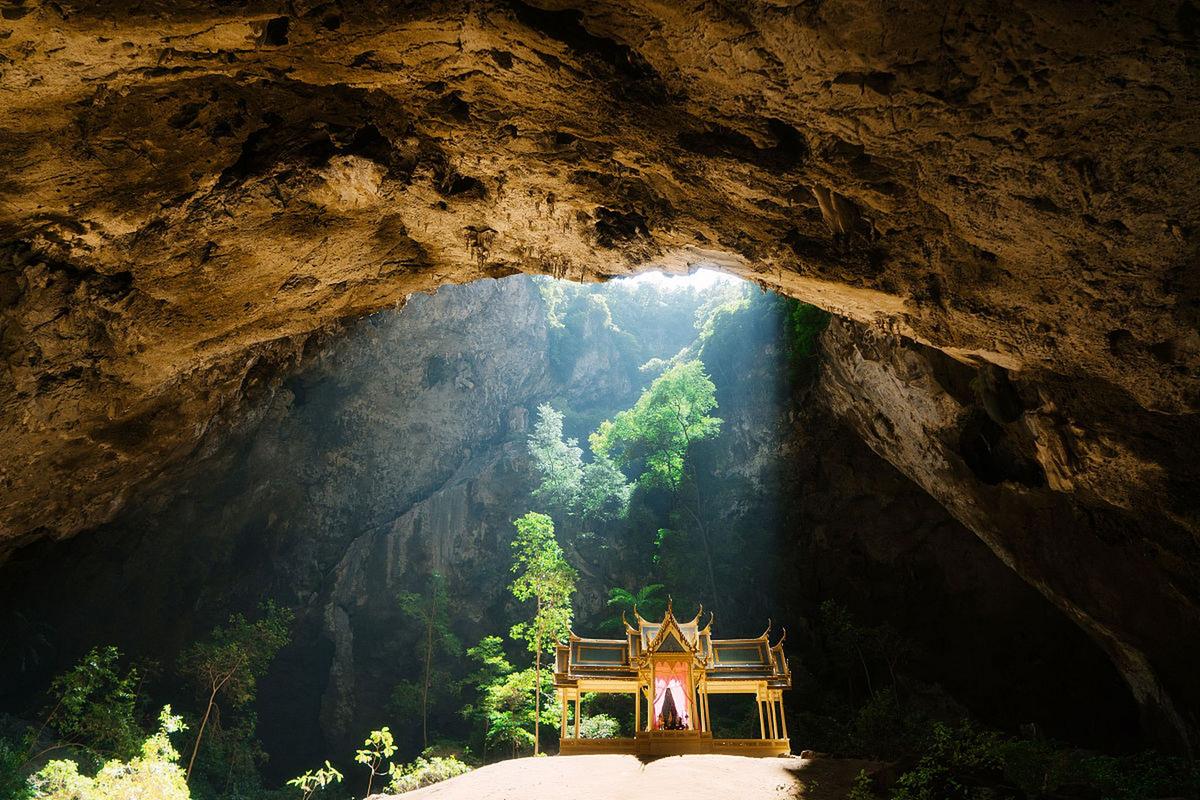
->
1;3;1198;799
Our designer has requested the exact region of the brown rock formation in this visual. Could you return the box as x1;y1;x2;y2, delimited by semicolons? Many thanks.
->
1;0;1197;748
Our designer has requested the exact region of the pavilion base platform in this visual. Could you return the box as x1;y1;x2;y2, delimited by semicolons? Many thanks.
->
559;731;790;757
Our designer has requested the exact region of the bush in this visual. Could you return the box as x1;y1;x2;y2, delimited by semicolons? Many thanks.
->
849;768;878;800
578;714;621;740
891;721;1005;800
785;300;830;360
30;706;189;800
0;735;33;800
45;645;146;761
387;755;472;794
1077;750;1200;800
890;721;1200;800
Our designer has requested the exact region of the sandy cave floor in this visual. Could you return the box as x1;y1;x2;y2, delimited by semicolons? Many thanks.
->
374;753;881;799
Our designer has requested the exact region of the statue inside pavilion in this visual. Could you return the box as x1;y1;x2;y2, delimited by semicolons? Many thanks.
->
554;600;792;756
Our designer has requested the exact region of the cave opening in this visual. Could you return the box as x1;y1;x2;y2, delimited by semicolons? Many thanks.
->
0;269;1145;797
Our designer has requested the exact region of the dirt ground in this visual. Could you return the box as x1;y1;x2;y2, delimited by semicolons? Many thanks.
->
378;753;881;799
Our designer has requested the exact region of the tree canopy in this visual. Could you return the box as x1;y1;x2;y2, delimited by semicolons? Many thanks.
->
508;512;577;755
528;404;631;528
590;360;721;492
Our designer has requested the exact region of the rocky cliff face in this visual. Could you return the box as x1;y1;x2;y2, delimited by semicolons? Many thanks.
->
820;319;1200;747
1;0;1197;752
0;277;1139;780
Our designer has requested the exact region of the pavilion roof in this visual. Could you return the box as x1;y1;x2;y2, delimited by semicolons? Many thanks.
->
556;602;791;688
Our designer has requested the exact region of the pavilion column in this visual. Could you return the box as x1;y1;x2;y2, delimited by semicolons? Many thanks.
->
703;688;712;734
757;692;766;739
634;684;641;734
768;691;778;739
560;692;568;740
574;696;581;739
778;695;788;739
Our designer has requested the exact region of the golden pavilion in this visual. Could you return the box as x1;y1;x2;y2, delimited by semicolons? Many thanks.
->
554;600;792;756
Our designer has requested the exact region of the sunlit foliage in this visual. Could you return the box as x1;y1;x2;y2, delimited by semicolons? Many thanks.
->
286;761;342;800
43;645;145;762
31;706;188;800
397;572;461;750
602;585;666;631
509;512;577;755
178;601;292;783
590;360;721;492
528;404;631;529
387;754;472;793
354;728;396;797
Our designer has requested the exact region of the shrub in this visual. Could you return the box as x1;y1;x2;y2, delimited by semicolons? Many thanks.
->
849;769;878;800
287;760;343;800
0;735;33;800
354;728;396;797
578;714;621;740
1069;749;1200;800
30;706;189;800
785;300;830;361
44;645;145;761
890;721;1005;800
387;755;472;794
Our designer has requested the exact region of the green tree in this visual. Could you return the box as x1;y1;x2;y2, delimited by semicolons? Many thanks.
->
474;667;559;759
31;706;188;800
463;637;516;757
602;585;666;631
508;512;577;756
591;360;722;601
177;601;292;782
287;761;343;800
354;728;396;797
528;404;631;532
528;404;584;516
578;452;632;525
397;572;461;750
39;645;146;763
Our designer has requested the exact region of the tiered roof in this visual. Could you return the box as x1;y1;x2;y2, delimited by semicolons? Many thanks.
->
554;599;790;688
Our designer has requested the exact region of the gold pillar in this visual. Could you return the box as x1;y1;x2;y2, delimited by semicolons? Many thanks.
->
690;675;699;731
560;691;568;739
768;691;778;739
634;684;641;733
704;687;712;734
757;692;766;739
574;696;581;739
778;696;788;739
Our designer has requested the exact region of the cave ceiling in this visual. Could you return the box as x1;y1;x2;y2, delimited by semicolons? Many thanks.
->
1;0;1199;749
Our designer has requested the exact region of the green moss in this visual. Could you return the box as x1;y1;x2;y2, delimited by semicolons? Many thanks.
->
783;298;830;362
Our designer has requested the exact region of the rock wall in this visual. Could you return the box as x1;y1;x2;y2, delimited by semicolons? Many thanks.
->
2;0;1196;547
0;277;1138;779
1;0;1197;749
821;318;1200;750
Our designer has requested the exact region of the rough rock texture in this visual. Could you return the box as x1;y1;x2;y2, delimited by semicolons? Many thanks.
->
821;318;1200;750
0;278;1135;779
1;0;1198;749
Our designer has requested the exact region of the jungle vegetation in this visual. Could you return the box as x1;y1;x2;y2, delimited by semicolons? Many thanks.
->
5;279;1192;800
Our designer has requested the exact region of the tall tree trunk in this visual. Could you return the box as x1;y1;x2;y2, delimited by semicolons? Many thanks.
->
533;597;543;756
673;408;719;606
682;466;719;606
422;592;435;750
186;687;218;781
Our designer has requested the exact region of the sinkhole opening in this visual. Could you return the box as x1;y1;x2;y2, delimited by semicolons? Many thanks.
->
0;271;1141;798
